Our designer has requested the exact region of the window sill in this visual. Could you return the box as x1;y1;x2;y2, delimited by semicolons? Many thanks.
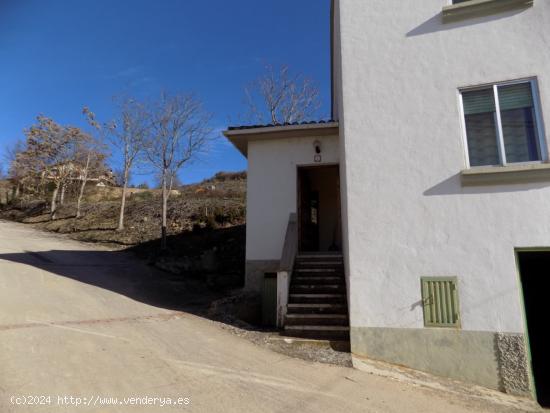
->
442;0;534;23
461;163;550;186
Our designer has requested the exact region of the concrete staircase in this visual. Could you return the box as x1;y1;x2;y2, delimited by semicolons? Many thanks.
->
284;252;349;341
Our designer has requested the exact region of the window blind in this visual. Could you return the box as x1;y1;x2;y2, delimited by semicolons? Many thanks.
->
462;88;495;115
498;83;534;111
499;83;540;162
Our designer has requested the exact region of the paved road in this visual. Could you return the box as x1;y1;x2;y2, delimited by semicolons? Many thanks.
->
0;221;540;412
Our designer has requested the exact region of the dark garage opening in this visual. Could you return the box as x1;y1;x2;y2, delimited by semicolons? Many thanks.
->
517;251;550;407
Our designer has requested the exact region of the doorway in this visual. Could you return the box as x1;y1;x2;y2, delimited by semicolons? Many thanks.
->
517;251;550;407
297;165;342;252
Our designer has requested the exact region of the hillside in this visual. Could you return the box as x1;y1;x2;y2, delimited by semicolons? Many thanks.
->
0;171;247;289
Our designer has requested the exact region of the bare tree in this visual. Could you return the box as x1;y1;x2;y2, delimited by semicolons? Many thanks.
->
112;168;131;187
168;170;183;191
244;64;322;125
24;116;85;219
75;139;92;218
77;108;108;218
154;169;182;192
144;92;212;250
4;139;27;201
59;181;67;205
106;97;148;231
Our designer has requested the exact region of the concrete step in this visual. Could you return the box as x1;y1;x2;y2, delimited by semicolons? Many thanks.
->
294;267;344;273
295;261;344;266
295;263;343;268
284;313;348;326
294;260;344;268
284;325;350;340
291;272;345;279
267;336;351;352
296;252;344;260
294;270;345;277
295;268;339;273
285;325;350;331
289;293;346;304
294;267;344;272
292;276;345;285
287;252;349;338
290;284;346;294
287;303;348;314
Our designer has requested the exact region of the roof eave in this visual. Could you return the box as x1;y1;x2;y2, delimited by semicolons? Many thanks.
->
223;122;340;157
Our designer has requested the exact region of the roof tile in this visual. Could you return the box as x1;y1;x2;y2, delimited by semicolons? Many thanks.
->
227;119;335;131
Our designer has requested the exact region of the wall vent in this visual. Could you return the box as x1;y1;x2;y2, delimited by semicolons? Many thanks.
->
421;277;460;328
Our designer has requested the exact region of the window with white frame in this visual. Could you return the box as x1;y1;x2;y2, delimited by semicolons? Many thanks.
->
460;80;545;167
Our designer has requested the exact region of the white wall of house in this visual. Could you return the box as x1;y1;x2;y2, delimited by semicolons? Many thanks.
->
246;135;339;262
335;0;549;391
332;0;350;302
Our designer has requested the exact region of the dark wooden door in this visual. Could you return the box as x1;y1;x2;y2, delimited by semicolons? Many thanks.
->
298;169;319;252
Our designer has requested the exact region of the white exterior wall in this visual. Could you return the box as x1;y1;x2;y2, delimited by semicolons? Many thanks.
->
332;0;351;303
337;0;550;334
246;135;339;261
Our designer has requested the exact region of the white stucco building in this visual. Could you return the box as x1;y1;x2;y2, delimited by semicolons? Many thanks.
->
224;0;549;405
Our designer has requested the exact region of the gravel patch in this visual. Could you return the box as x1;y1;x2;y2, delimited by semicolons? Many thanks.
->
209;315;352;368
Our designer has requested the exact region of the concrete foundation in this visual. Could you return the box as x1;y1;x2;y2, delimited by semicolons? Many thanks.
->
350;327;531;396
245;260;279;293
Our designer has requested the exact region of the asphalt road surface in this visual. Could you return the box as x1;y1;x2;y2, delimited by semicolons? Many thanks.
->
0;220;541;412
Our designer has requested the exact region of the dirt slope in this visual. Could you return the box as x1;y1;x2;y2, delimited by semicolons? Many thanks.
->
0;171;247;289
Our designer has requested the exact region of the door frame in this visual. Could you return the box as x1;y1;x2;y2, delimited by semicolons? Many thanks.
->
296;163;340;252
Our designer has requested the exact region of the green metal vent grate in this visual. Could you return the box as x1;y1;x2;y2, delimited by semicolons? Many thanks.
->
421;277;460;328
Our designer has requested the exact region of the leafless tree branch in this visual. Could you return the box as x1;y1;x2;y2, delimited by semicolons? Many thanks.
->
244;64;322;125
143;91;212;249
104;96;149;230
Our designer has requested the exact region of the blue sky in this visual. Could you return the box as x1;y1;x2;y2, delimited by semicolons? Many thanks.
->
0;0;331;186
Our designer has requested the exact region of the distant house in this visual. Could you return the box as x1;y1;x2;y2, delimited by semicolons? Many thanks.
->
43;163;115;187
224;0;549;405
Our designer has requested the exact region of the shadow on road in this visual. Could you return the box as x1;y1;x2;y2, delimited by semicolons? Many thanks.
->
0;246;263;331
